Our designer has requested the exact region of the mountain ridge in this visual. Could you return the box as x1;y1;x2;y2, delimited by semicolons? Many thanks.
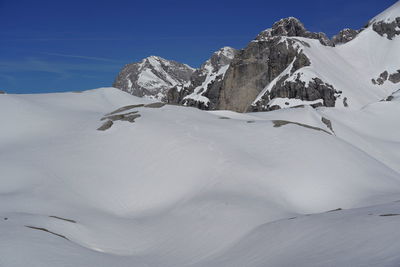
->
113;2;400;112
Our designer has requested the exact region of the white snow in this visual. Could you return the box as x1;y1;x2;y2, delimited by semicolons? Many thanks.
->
1;87;400;266
371;0;400;24
127;77;132;90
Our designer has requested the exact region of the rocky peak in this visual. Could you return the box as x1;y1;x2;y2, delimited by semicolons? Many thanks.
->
113;56;194;100
332;28;360;44
200;47;237;74
205;47;236;71
260;17;307;37
256;17;334;46
167;47;238;109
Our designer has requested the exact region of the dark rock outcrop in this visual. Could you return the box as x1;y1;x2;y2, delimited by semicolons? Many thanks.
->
97;120;113;131
372;70;400;85
272;120;332;135
255;17;334;46
321;117;334;133
219;39;298;112
371;17;400;40
98;104;146;130
251;75;338;112
167;47;238;110
332;28;360;44
385;89;400;101
144;102;166;108
389;70;400;83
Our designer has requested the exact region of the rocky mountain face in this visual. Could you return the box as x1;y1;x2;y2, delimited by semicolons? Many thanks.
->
113;56;194;100
332;28;361;44
114;2;400;113
219;18;341;112
371;15;400;40
167;47;237;110
254;17;334;46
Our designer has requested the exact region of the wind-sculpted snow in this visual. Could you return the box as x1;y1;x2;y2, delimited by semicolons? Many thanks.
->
1;87;400;266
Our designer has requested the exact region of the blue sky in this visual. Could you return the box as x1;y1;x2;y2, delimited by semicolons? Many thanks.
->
0;0;396;93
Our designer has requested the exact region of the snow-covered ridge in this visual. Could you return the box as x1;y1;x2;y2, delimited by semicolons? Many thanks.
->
371;0;400;23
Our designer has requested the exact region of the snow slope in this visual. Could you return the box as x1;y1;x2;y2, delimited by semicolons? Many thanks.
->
371;0;400;23
1;87;400;266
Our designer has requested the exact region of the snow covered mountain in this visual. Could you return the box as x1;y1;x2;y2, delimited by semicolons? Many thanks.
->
113;56;195;100
114;2;400;113
220;2;400;112
167;47;237;109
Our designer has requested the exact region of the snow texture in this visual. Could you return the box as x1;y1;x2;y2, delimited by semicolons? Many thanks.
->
1;87;400;266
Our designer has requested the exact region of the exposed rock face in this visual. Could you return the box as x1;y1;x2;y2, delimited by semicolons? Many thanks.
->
389;70;400;83
272;120;332;135
372;71;389;85
321;117;334;133
385;89;400;101
219;37;313;112
97;120;113;131
0;90;5;94
371;17;400;39
255;17;334;46
113;56;194;100
167;47;238;110
98;104;145;130
252;76;338;111
372;70;400;85
332;28;360;44
218;17;340;113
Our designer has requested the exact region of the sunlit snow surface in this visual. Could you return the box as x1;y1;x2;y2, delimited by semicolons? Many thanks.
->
1;87;400;266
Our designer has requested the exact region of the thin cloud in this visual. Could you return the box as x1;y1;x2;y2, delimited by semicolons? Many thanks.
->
3;37;128;41
3;35;251;42
0;58;121;76
41;52;122;63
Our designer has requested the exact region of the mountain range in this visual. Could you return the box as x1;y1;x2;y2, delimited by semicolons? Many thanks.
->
114;2;400;112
